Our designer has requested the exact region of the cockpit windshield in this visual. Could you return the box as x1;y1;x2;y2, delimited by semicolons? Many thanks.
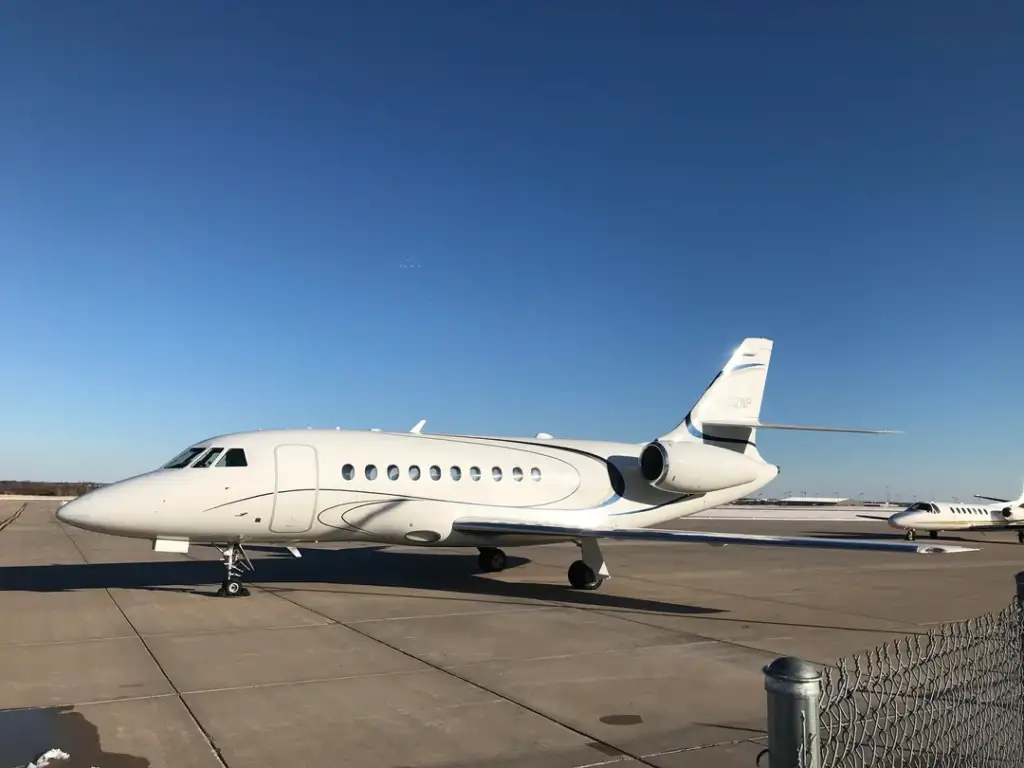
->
907;502;937;513
162;447;208;469
161;446;248;469
192;447;224;468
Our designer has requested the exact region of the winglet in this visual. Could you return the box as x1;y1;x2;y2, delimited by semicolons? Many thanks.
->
410;419;426;434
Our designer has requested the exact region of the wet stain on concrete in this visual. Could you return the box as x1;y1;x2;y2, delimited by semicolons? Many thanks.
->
0;706;150;768
587;741;627;756
599;713;644;726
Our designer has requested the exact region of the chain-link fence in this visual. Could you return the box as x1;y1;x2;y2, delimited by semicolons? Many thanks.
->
762;595;1024;768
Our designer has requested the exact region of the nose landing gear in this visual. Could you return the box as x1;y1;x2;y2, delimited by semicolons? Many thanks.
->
904;529;916;541
214;544;254;597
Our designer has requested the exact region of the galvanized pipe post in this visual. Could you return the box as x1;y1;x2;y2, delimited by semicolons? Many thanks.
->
762;656;823;768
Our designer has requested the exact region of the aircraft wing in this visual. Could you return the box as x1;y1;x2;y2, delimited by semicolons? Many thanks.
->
974;494;1009;503
451;519;976;554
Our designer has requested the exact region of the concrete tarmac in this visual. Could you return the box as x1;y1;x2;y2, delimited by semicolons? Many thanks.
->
1;499;1021;768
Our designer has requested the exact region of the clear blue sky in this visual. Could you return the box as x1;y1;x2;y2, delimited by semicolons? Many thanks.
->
1;1;1021;500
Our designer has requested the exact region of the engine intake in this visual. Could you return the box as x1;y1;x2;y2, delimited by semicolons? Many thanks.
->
639;440;764;494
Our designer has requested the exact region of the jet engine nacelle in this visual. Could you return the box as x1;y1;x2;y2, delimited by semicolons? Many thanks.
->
638;440;763;494
1000;506;1024;522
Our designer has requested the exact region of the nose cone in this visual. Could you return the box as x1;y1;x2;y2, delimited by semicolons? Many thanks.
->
56;495;97;530
887;510;909;528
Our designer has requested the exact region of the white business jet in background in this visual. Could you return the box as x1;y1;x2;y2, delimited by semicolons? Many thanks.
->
57;337;974;598
886;482;1024;542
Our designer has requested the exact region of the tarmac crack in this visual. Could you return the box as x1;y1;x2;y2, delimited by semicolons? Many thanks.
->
0;502;27;533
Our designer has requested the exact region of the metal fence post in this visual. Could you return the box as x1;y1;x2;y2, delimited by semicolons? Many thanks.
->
762;656;822;768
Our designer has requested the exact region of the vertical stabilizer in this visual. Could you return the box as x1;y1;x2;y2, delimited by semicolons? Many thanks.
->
659;337;773;456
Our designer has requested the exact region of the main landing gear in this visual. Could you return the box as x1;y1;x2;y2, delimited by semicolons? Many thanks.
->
476;539;611;591
213;544;254;597
477;547;508;573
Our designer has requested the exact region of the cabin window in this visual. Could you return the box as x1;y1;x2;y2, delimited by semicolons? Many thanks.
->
469;466;481;481
342;464;355;481
162;447;207;469
409;465;421;480
512;466;523;482
429;465;441;481
365;464;378;481
451;466;462;481
192;447;224;468
387;464;400;481
492;466;503;481
531;467;542;482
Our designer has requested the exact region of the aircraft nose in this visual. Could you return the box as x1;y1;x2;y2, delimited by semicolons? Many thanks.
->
56;493;107;532
56;497;89;527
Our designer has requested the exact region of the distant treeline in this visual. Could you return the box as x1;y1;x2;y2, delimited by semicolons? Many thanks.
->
0;480;105;497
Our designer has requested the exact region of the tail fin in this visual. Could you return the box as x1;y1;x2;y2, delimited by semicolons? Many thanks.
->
659;337;774;456
659;337;897;456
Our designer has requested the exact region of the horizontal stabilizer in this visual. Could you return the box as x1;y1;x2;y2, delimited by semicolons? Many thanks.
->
700;418;899;434
452;519;976;555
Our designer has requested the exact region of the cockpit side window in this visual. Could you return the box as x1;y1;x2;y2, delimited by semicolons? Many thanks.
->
215;448;248;467
162;447;208;469
192;448;224;468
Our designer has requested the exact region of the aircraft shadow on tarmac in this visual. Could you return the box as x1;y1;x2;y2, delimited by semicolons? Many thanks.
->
0;545;720;616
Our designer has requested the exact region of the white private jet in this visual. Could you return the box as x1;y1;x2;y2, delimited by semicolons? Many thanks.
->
885;482;1024;542
56;337;975;598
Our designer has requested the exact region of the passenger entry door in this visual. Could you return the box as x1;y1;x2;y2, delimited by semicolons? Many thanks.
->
270;444;319;534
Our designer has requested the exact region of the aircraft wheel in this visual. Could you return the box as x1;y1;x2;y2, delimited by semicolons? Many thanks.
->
218;579;249;598
1017;531;1024;544
568;560;601;590
477;548;507;573
905;530;916;541
929;531;938;539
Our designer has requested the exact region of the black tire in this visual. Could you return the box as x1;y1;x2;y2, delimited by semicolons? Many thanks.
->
477;548;507;573
568;560;600;590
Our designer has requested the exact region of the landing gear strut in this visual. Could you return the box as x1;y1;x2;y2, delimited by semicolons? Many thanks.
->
568;538;610;590
214;544;254;597
477;547;507;573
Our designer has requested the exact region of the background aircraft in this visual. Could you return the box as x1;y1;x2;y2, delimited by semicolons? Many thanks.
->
56;337;974;598
883;482;1024;542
